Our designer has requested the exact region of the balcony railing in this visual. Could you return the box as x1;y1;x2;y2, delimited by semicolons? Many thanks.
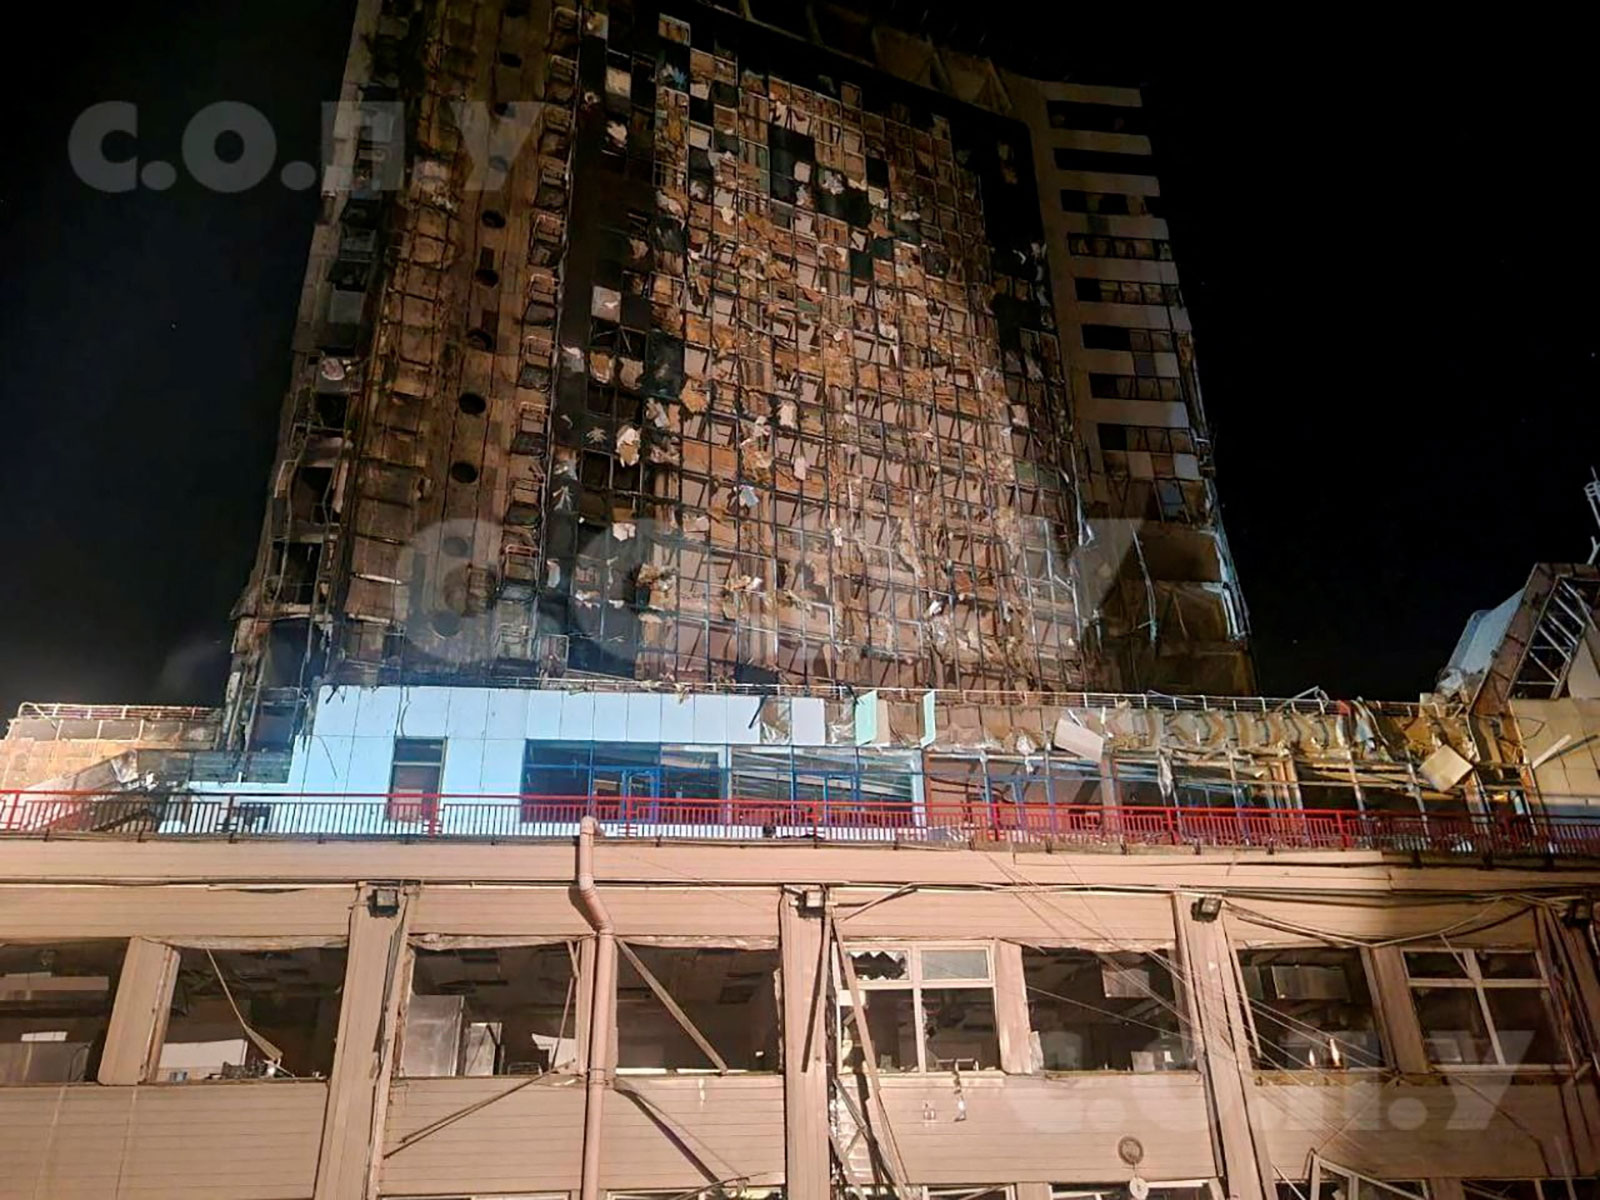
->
3;789;1599;856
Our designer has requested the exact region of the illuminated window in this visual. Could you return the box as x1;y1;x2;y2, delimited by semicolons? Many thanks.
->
1239;948;1385;1069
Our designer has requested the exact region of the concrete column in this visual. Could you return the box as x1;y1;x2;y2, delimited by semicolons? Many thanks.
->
992;939;1035;1073
780;890;830;1200
314;884;412;1200
1174;896;1269;1200
98;937;179;1084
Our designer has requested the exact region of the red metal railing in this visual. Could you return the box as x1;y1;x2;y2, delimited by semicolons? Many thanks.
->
2;789;1599;856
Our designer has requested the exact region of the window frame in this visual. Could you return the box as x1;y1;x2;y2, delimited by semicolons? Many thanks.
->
836;942;1000;1074
1464;1180;1597;1200
1236;945;1388;1072
388;737;446;825
1403;947;1568;1069
1023;945;1195;1073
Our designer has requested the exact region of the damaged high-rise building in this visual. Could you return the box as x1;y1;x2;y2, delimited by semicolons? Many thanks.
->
224;0;1248;749
13;5;1600;1200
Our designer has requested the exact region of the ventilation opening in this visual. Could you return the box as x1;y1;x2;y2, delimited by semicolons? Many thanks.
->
476;268;500;287
499;51;523;67
481;210;506;229
431;611;463;637
458;392;488;415
488;154;512;174
492;101;512;118
466;329;495;351
442;536;472;557
450;462;480;484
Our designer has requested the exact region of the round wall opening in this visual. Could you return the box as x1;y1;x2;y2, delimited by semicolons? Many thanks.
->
466;328;494;351
442;535;472;557
450;462;480;484
475;267;500;287
458;392;488;415
431;611;463;638
499;51;523;67
481;209;506;229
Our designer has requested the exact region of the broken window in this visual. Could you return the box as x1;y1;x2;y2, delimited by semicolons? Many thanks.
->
1404;948;1565;1066
616;945;779;1072
0;939;125;1083
402;944;578;1077
157;946;346;1081
389;737;445;824
837;944;1000;1073
1023;948;1191;1071
1465;1181;1599;1200
1239;948;1384;1070
1276;1166;1426;1200
1055;1184;1213;1200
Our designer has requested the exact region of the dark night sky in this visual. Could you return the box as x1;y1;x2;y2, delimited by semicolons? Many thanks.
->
1;6;1594;721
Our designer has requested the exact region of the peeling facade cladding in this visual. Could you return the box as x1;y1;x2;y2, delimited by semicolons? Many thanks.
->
8;5;1600;1197
225;0;1248;751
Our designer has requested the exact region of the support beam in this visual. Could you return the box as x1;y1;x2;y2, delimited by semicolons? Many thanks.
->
992;939;1034;1073
98;936;179;1084
314;884;412;1200
1175;895;1268;1200
1366;947;1430;1074
833;919;912;1195
781;890;830;1200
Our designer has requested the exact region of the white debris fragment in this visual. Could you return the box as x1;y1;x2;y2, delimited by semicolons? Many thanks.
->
613;521;636;541
616;425;641;466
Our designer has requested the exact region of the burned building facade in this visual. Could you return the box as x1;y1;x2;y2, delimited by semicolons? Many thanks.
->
225;0;1246;750
26;4;1600;1200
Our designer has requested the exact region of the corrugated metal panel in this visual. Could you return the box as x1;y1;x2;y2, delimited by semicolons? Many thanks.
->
380;1076;783;1196
0;1082;326;1199
1257;1078;1599;1177
380;1077;586;1195
0;886;355;939
410;886;780;937
835;888;1176;946
878;1074;1215;1182
602;1076;784;1187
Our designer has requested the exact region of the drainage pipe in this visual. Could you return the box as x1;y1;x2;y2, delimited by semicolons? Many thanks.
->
575;816;615;1200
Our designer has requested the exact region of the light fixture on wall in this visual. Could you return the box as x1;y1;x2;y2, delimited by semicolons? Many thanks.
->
368;885;402;917
1191;895;1223;923
1563;895;1594;928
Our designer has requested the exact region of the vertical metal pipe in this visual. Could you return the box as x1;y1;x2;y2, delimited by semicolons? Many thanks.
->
575;816;615;1200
